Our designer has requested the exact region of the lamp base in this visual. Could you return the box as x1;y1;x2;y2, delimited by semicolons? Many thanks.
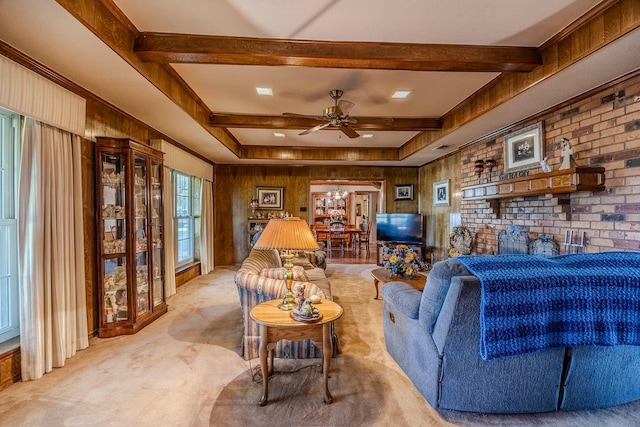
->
278;251;297;310
278;297;297;311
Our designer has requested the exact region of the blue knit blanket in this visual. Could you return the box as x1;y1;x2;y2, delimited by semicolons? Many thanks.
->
455;252;640;360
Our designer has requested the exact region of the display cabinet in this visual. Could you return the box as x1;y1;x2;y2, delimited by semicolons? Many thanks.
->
96;138;167;338
312;193;349;226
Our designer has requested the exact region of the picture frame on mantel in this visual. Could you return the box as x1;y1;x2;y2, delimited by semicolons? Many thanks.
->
503;121;544;173
256;186;283;210
394;184;414;200
433;179;450;206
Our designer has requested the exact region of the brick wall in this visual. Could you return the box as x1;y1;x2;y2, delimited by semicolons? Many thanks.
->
460;72;640;254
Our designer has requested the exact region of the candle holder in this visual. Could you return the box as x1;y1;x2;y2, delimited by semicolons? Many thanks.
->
250;198;259;217
485;159;496;182
474;160;485;184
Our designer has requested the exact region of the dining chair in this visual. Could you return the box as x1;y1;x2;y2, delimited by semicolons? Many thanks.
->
328;221;346;256
356;222;371;256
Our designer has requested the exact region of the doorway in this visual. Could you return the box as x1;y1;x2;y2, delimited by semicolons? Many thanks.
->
309;180;382;242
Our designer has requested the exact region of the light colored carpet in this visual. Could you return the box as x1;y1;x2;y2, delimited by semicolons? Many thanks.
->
1;264;640;426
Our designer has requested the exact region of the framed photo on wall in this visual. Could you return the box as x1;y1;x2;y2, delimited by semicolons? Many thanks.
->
503;122;544;173
433;179;450;206
256;186;283;210
394;184;414;200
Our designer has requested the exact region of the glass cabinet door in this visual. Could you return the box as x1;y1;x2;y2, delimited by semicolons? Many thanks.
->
101;152;127;324
104;258;127;322
151;161;164;306
134;155;150;316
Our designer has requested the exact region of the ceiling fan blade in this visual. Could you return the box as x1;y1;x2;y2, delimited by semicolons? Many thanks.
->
300;122;331;135
340;124;360;139
337;99;354;115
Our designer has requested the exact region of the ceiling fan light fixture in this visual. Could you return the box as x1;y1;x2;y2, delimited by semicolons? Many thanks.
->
391;90;412;99
362;133;374;138
256;87;273;96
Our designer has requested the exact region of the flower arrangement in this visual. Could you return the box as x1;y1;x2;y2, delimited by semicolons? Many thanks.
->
382;244;426;278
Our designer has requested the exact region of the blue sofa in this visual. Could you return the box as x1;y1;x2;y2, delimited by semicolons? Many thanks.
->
382;256;640;413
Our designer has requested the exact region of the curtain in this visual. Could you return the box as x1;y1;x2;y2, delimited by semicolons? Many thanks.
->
162;166;176;298
17;118;88;381
199;179;214;274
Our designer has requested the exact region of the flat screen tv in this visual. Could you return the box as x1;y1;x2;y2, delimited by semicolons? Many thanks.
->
376;213;424;244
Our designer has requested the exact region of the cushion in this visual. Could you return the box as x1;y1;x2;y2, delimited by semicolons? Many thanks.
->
260;266;308;282
290;255;316;270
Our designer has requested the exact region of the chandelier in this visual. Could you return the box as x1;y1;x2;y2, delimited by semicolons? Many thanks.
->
327;188;348;199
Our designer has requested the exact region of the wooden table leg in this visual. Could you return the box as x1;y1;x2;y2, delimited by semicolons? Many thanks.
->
322;323;333;404
374;278;380;300
258;325;269;406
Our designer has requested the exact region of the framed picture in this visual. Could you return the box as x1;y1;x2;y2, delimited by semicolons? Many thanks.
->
503;122;544;173
256;186;283;210
433;180;450;206
394;184;414;200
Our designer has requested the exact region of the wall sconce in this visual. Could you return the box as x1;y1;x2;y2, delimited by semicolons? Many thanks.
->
474;160;485;184
485;159;497;182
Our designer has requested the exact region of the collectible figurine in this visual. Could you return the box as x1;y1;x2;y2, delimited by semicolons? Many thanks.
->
559;138;576;170
540;157;552;173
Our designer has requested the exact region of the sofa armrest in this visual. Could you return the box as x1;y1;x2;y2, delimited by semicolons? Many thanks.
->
381;281;422;320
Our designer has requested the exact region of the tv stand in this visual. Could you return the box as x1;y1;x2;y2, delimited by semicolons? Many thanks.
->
376;242;428;266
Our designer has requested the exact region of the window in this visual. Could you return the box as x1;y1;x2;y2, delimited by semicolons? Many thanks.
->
0;108;20;343
173;171;201;267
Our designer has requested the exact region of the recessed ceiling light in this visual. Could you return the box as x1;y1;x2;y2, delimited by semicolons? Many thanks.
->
256;87;273;96
391;90;412;99
273;132;285;137
362;133;374;138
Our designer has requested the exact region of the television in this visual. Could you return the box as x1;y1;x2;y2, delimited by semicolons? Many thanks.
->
375;213;424;244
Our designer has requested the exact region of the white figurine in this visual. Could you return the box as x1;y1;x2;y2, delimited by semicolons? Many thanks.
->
540;157;552;173
559;138;576;170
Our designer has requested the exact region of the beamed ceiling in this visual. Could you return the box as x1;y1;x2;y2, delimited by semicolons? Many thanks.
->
1;0;640;166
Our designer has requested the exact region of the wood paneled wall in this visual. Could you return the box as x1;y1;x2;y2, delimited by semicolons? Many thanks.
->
419;153;461;261
214;164;419;265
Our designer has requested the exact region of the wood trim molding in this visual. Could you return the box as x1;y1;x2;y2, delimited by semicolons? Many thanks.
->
240;145;399;162
50;0;640;164
0;41;215;166
210;113;442;131
406;0;640;159
55;0;241;158
134;33;542;73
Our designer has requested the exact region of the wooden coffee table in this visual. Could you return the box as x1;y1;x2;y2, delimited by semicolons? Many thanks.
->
250;299;343;406
371;267;428;299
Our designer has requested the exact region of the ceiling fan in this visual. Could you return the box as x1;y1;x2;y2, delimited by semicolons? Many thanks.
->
284;89;360;138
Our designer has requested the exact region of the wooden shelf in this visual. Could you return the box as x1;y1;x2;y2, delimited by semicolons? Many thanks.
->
461;167;605;201
248;218;270;247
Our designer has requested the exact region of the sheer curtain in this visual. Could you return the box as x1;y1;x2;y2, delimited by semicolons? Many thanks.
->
18;118;88;381
199;179;214;274
162;166;176;298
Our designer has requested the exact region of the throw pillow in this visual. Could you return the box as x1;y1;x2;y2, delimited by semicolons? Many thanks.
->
259;266;308;282
290;255;316;270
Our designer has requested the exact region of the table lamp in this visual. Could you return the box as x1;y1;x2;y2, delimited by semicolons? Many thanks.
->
253;217;320;310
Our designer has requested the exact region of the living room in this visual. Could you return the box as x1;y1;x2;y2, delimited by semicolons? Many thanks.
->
2;1;640;425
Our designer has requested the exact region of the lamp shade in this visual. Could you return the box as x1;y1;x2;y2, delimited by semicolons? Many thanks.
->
254;217;320;251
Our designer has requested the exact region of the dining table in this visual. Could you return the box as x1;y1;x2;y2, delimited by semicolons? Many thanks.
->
313;225;363;252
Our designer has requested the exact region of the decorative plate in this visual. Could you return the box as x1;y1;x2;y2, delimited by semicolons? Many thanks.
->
290;311;323;323
448;226;472;257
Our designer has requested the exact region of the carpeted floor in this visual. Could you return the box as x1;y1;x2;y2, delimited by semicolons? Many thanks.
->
1;264;640;426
